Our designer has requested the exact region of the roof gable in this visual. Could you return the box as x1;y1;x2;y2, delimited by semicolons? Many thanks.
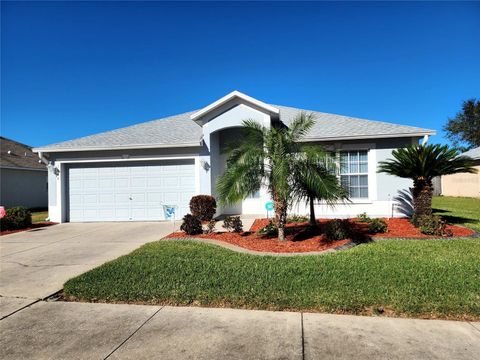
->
190;91;279;123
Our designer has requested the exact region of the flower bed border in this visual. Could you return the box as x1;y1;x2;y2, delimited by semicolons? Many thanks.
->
163;237;357;256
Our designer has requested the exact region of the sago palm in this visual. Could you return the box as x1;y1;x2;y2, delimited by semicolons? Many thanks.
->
217;113;346;240
378;143;476;219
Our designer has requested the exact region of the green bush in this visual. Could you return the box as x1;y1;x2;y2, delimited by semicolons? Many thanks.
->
357;212;370;223
257;219;278;236
287;214;309;223
414;215;452;237
180;214;203;235
205;220;216;234
368;218;388;233
189;195;217;221
222;216;243;233
0;207;32;231
324;219;352;241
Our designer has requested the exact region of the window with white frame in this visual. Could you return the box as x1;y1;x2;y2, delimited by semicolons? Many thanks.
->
340;150;369;199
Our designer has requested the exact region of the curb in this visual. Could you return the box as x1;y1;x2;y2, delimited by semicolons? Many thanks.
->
162;237;355;256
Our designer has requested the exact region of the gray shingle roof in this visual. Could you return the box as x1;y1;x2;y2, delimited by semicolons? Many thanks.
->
461;146;480;160
1;137;46;170
35;111;203;152
275;105;434;141
35;103;435;152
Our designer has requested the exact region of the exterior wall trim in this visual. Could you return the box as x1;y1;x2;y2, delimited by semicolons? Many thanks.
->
33;142;202;153
300;132;435;143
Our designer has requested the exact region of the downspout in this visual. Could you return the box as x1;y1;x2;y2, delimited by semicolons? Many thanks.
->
38;151;49;165
421;135;429;145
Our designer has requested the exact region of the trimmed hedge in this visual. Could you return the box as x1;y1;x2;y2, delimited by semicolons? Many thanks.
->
0;207;32;231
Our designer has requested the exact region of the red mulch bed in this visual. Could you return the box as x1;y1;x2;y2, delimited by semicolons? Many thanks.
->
374;218;475;238
166;218;476;254
0;222;57;236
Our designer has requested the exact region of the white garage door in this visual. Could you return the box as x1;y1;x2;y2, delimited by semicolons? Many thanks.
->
68;160;195;222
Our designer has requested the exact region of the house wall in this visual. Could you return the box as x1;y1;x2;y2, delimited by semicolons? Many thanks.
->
441;163;480;198
288;137;417;218
0;168;48;209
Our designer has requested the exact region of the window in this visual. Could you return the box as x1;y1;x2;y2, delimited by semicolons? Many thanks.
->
340;150;368;198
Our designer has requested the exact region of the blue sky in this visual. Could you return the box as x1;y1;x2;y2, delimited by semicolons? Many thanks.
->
2;1;479;147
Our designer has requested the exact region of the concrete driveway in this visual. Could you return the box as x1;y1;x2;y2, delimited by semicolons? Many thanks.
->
0;222;174;317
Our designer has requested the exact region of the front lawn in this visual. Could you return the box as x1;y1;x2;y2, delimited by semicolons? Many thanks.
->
31;210;48;223
433;196;480;232
64;239;480;320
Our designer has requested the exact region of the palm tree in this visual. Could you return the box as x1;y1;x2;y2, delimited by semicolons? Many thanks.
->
217;113;346;240
291;149;349;227
378;144;476;220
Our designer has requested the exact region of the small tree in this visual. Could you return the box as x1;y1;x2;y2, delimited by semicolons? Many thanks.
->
444;98;480;150
378;144;476;219
217;113;335;241
291;150;348;227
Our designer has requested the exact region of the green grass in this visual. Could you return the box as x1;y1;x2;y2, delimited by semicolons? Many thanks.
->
433;196;480;232
31;211;48;223
64;239;480;320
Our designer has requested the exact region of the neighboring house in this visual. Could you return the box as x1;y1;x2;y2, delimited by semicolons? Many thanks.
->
441;146;480;198
33;91;435;223
1;136;48;209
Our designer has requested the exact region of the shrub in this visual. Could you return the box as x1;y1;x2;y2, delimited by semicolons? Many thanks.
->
414;214;452;237
189;195;217;221
357;212;370;223
222;216;243;233
0;207;32;231
180;214;203;235
204;220;216;234
257;219;278;236
324;219;352;241
368;218;388;233
287;214;309;223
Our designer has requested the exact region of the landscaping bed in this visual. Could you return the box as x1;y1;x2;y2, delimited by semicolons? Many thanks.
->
63;239;480;320
166;217;475;253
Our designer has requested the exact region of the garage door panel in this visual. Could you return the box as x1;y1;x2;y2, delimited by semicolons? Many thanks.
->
68;160;195;222
99;178;114;188
115;178;129;189
131;177;147;188
147;178;162;187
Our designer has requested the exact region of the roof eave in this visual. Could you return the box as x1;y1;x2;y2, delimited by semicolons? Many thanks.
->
33;142;203;153
299;131;436;143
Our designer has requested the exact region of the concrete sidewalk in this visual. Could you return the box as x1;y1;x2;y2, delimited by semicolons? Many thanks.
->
1;300;479;360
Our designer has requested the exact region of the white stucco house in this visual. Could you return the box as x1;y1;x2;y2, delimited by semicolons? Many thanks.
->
34;91;435;223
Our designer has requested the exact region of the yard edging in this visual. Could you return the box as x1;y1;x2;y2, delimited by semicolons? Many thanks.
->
162;237;356;256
